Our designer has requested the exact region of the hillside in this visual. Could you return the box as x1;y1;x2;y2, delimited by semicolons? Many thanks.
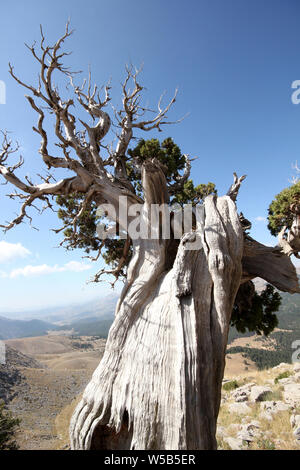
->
0;316;59;340
5;335;76;355
3;336;106;450
0;313;114;341
2;334;300;450
226;286;300;370
0;345;42;403
66;316;113;337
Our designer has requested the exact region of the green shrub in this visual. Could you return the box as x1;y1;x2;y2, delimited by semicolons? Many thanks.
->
261;390;282;402
268;182;300;236
0;401;20;450
274;371;292;384
222;380;239;392
256;438;276;450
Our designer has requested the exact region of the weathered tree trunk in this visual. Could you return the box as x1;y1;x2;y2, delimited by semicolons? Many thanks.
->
70;194;244;450
69;161;299;450
3;25;298;451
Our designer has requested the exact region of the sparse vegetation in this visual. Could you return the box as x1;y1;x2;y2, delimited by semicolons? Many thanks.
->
218;363;300;451
226;346;291;370
261;389;283;401
223;380;240;392
256;438;276;450
274;371;292;384
71;341;93;350
0;401;20;450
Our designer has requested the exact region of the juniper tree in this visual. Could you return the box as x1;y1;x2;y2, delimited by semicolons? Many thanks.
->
268;181;300;257
1;24;299;450
57;137;282;336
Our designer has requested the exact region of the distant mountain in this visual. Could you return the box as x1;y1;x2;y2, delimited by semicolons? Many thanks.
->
0;316;58;340
0;312;115;340
0;294;118;324
0;293;118;340
0;277;298;344
67;316;113;338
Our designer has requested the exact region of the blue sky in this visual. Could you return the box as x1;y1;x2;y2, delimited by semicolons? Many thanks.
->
0;0;300;312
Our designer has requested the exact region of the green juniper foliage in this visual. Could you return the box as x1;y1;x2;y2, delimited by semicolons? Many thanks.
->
127;138;187;194
56;137;281;336
231;282;281;336
56;137;216;274
222;380;239;392
268;181;300;236
56;193;100;253
0;401;20;450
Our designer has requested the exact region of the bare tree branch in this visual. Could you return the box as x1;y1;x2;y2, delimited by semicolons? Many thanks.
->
227;172;247;202
90;235;131;287
1;24;185;239
112;66;183;184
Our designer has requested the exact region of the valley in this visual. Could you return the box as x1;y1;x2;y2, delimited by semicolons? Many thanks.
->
2;336;106;449
0;284;299;450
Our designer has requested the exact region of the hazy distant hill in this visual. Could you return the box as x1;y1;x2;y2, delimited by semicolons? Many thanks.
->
0;294;117;339
0;294;118;324
0;316;59;340
0;282;298;345
227;285;300;369
0;314;115;340
67;316;113;337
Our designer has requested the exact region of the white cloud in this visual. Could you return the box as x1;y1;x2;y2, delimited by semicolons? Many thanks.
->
9;261;92;279
63;261;93;273
255;216;267;222
0;241;31;264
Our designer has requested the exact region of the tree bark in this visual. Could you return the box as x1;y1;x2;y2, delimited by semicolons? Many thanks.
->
242;236;300;293
69;164;299;450
70;194;244;450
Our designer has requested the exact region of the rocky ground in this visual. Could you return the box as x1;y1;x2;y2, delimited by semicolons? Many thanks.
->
2;334;300;450
217;361;300;450
0;346;42;404
7;367;94;449
1;336;106;450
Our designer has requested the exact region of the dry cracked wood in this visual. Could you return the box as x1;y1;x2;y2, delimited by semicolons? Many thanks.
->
70;194;244;450
1;25;299;451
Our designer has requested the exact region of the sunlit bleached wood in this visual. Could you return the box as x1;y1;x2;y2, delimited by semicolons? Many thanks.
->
69;165;299;450
70;179;244;450
1;25;300;451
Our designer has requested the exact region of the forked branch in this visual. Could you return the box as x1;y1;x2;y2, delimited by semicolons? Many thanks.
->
1;24;183;234
227;172;246;202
